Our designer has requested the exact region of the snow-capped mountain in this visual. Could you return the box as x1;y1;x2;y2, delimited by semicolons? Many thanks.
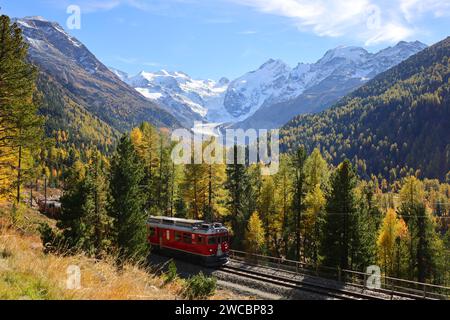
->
117;70;229;127
229;41;427;129
17;16;180;132
114;41;427;130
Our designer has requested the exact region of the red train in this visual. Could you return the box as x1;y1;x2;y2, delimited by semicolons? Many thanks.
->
147;216;230;267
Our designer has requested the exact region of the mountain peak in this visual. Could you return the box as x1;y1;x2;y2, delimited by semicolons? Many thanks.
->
319;46;369;64
393;40;427;50
259;58;289;70
375;41;427;60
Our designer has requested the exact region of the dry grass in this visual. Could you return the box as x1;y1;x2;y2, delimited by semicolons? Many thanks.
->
0;223;181;300
0;202;249;300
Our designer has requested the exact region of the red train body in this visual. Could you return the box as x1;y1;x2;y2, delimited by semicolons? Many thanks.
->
147;216;229;267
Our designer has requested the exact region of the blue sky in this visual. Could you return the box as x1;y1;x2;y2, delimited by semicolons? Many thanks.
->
2;0;450;80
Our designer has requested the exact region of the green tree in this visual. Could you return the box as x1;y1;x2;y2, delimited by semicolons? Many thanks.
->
0;15;44;202
291;146;307;261
53;152;111;256
224;145;251;249
322;160;357;272
109;135;148;262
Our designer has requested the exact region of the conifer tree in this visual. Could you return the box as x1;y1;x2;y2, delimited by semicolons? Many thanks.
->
54;151;111;256
109;135;148;262
182;162;208;220
377;208;408;277
224;145;252;249
291;146;307;261
258;176;279;253
245;212;265;255
322;160;357;272
274;155;293;257
398;177;445;283
303;149;328;264
0;15;44;201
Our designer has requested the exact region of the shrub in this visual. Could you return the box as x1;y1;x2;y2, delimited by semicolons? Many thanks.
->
182;272;216;300
164;260;178;284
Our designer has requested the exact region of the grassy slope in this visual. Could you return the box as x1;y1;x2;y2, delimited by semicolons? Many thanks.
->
0;203;242;300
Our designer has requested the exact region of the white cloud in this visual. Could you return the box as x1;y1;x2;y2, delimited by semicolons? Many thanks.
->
229;0;450;45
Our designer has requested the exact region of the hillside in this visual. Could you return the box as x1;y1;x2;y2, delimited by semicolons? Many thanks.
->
17;17;180;149
36;72;120;152
280;37;450;181
0;204;248;300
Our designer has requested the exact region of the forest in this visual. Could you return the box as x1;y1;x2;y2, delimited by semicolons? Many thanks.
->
281;37;450;181
0;14;449;288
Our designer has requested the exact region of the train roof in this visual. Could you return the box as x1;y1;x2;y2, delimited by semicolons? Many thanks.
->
148;216;228;235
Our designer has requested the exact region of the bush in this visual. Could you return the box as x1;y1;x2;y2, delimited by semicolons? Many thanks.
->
10;202;26;226
182;272;216;300
37;223;65;254
164;260;178;284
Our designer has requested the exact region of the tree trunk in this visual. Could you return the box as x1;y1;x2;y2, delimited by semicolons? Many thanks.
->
16;145;22;203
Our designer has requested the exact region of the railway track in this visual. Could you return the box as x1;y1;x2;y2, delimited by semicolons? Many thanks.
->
220;263;389;300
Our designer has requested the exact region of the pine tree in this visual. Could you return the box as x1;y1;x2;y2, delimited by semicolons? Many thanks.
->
0;15;44;201
109;135;148;262
224;145;250;249
304;184;326;266
399;181;445;284
322;160;357;273
55;151;111;256
81;152;112;257
291;146;307;261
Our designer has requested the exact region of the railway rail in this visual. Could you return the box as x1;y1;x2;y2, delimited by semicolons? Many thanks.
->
220;263;388;300
227;250;450;300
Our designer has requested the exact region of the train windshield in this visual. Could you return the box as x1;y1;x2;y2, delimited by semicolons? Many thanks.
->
208;234;228;245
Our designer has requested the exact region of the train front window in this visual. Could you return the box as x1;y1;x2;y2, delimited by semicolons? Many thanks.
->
149;227;156;237
208;236;217;245
197;235;204;244
175;232;181;242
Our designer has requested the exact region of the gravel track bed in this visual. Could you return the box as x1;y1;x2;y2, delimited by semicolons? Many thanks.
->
226;259;412;300
148;254;338;300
